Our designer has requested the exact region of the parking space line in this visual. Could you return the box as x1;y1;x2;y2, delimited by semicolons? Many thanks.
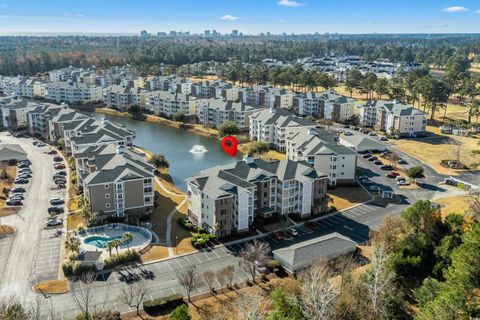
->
319;219;333;226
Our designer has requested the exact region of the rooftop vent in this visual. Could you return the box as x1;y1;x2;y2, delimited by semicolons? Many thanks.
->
269;108;276;114
244;154;255;164
117;145;125;155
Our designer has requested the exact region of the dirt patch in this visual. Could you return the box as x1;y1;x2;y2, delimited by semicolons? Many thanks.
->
328;186;371;210
0;225;15;235
0;207;18;217
140;245;169;263
33;279;68;294
434;194;470;218
67;212;85;231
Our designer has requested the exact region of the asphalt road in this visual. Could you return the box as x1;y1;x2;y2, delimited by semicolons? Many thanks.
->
0;132;66;301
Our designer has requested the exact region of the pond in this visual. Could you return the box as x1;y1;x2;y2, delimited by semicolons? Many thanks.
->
92;113;242;190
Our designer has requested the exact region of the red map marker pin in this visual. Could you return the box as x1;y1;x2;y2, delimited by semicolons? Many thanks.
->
221;136;238;157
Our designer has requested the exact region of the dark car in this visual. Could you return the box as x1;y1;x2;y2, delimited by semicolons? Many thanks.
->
386;172;400;178
6;199;22;206
53;157;63;163
367;156;378;162
380;165;393;171
343;125;350;128
56;171;67;176
11;187;26;193
52;174;65;181
47;150;58;155
362;154;373;159
397;159;408;164
17;163;29;169
50;198;65;205
54;163;66;170
352;126;360;131
8;194;24;201
273;232;283;241
14;178;29;184
48;206;64;214
373;160;383;165
18;173;31;179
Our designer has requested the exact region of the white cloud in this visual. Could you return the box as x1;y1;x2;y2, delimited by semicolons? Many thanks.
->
442;6;469;13
220;14;239;21
277;0;306;7
476;9;480;14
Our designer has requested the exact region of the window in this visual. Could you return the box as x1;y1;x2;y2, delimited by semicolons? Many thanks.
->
104;184;110;189
105;203;111;208
105;194;110;199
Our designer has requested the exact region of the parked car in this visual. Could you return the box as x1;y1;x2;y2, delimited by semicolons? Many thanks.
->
32;141;39;146
287;228;299;236
396;176;406;181
52;174;66;181
53;157;63;163
47;150;58;155
358;175;370;180
14;178;29;184
46;218;63;227
18;168;32;173
380;165;393;171
6;199;22;206
54;163;66;170
17;163;29;169
362;154;373;159
56;171;67;176
18;173;31;179
352;126;360;131
379;136;389;141
273;232;284;241
37;143;46;147
373;160;383;165
368;131;377;136
48;206;64;214
343;125;350;128
11;187;26;193
360;178;372;185
397;159;408;164
367;156;378;162
8;194;24;201
343;131;353;136
50;197;65;205
54;179;67;185
397;180;410;186
386;172;400;178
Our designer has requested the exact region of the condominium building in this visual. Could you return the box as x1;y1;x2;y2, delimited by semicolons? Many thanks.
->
286;127;357;186
239;85;293;109
78;144;155;220
357;100;427;137
186;155;329;237
27;103;67;139
249;108;316;152
146;76;193;95
103;82;148;111
1;76;46;98
146;91;196;117
45;82;102;104
195;98;256;129
294;90;355;121
0;99;43;131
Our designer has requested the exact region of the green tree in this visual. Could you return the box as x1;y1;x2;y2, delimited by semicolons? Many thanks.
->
345;69;363;97
128;105;142;115
106;240;115;258
375;78;390;99
55;138;65;150
122;232;134;252
169;304;191;320
360;73;377;99
248;141;270;158
2;303;31;320
172;111;186;123
150;154;169;170
267;287;304;320
406;166;425;179
66;236;81;255
218;121;238;137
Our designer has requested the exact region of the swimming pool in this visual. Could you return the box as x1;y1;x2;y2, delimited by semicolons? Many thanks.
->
83;235;130;248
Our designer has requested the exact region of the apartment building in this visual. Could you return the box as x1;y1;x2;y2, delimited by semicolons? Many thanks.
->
146;76;193;95
249;108;316;152
68;117;135;156
186;155;329;237
239;85;293;109
0;99;43;131
357;100;427;137
191;80;218;98
1;76;46;98
146;91;196;117
286;127;357;186
45;81;102;104
27;103;67;139
214;82;239;101
49;107;91;143
103;82;148;111
79;144;155;219
294;90;355;121
195;98;256;129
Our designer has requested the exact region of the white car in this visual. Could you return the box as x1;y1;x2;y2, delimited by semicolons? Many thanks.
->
46;218;63;227
287;228;299;236
397;180;410;186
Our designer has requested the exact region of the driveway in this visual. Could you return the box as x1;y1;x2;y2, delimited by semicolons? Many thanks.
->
0;132;66;301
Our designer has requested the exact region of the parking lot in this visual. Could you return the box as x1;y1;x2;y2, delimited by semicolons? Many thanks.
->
0;132;67;299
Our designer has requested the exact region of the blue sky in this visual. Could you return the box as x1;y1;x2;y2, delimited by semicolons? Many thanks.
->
0;0;479;35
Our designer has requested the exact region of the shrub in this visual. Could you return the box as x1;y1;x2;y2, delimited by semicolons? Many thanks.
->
104;250;140;269
62;260;96;277
265;259;281;271
143;294;184;313
218;121;238;137
169;304;191;320
191;233;216;248
178;217;194;231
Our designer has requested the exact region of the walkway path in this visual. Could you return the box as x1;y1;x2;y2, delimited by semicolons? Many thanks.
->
154;177;187;257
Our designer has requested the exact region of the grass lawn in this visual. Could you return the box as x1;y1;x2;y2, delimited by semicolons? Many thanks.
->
0;225;15;235
0;164;16;209
434;194;470;218
171;210;196;255
140;245;169;262
328;186;371;210
33;279;68;294
238;142;286;161
390;126;480;176
67;212;85;231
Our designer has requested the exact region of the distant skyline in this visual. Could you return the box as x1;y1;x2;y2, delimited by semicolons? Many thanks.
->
0;0;479;35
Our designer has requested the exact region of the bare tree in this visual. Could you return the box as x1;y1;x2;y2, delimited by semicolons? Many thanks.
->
234;287;268;320
369;215;403;254
215;269;227;293
223;265;235;289
360;245;395;319
177;266;199;302
119;279;149;319
334;254;357;295
239;240;270;284
202;270;215;294
468;190;480;221
298;260;338;320
70;272;97;319
447;139;463;167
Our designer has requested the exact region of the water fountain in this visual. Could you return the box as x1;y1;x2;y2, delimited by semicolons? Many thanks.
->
189;144;208;154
